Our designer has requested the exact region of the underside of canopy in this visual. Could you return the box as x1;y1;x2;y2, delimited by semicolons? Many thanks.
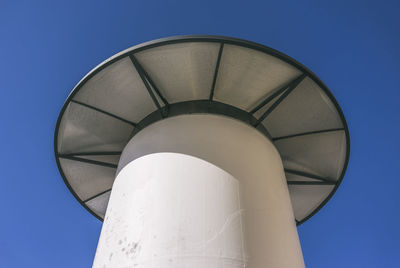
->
54;35;350;225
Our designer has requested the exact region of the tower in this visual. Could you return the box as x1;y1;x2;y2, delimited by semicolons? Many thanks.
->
55;35;350;267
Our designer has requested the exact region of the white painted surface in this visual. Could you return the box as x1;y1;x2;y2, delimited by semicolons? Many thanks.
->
93;114;305;268
93;153;246;267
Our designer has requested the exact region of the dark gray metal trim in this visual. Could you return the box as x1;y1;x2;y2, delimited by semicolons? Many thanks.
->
285;168;336;183
58;155;118;169
254;74;306;126
59;151;122;157
132;100;271;139
129;54;166;117
83;188;112;203
209;43;224;101
287;181;336;185
130;54;169;107
250;75;304;114
273;128;345;141
70;100;137;127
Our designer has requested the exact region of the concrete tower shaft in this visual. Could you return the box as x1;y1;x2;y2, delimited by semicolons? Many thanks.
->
93;114;305;268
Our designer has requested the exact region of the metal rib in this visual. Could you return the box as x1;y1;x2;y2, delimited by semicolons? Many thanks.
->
131;56;168;106
285;168;336;183
83;188;112;203
59;151;122;157
250;75;304;114
254;74;306;127
287;181;336;185
273;128;345;141
209;43;224;101
129;54;167;117
58;155;117;169
70;100;137;126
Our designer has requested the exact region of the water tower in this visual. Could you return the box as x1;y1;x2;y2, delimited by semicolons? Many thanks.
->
55;35;349;267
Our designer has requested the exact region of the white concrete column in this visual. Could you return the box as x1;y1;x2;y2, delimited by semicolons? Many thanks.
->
94;153;246;267
93;114;305;268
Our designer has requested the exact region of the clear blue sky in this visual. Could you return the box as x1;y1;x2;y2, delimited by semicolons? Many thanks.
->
1;1;399;267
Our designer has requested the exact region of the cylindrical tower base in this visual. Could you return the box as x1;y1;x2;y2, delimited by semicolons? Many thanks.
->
93;114;305;268
94;153;247;267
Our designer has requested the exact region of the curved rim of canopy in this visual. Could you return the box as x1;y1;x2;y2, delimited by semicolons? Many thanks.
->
54;35;350;225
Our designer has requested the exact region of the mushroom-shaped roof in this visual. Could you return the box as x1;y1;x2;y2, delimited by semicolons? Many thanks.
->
55;35;350;225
